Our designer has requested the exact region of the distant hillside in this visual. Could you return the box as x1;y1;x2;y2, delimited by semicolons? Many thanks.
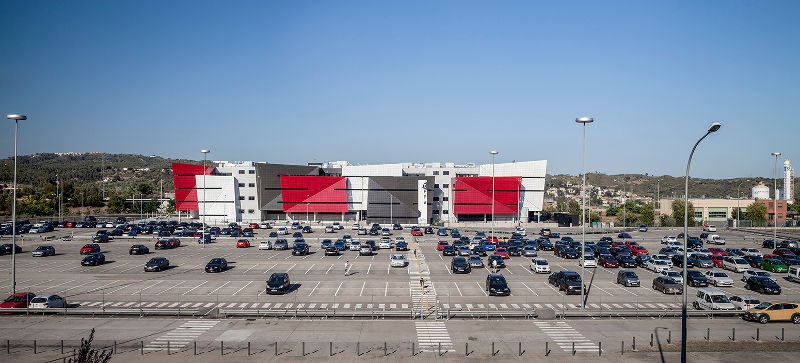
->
0;153;197;192
548;173;799;200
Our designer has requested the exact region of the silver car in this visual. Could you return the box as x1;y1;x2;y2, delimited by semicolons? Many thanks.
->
29;294;66;309
468;255;484;268
458;246;471;256
31;245;55;257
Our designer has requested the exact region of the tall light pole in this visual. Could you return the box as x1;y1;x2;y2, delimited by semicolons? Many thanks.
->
7;114;27;294
682;122;721;363
772;153;781;239
737;179;750;226
201;150;210;248
575;117;593;309
655;179;661;227
306;193;310;224
490;151;498;242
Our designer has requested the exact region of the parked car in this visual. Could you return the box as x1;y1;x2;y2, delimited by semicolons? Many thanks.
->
469;255;485;268
746;276;782;295
723;256;751;273
391;254;406;267
762;258;789;273
236;239;251;248
266;273;291;294
129;244;150;255
0;292;36;309
258;240;272;250
704;270;734;287
274;239;289;250
617;270;640;287
293;243;310;256
31;245;55;257
638;225;648;232
687;269;709;287
442;245;456;256
617;254;637;268
488;255;506;269
646;259;670;273
742;269;775;283
618;232;632;239
81;252;106;266
486;274;510;296
661;236;678;244
653;276;683;294
729;295;761;311
693;287;735;310
550;271;584;295
205;258;228;273
742;302;800;324
451;257;471;274
144;257;170;272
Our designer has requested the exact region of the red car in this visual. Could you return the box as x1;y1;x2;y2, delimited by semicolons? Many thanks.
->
486;236;498;243
1;292;35;309
249;223;260;229
598;254;618;268
168;239;181;248
80;244;100;255
773;248;796;257
630;246;649;255
237;239;251;248
708;248;727;257
65;221;75;228
624;241;639;248
710;255;724;268
437;241;449;251
412;229;423;236
192;232;203;238
611;242;626;248
763;254;782;260
494;248;510;259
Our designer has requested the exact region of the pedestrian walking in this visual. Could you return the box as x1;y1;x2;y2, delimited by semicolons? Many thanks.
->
344;260;349;276
492;259;498;273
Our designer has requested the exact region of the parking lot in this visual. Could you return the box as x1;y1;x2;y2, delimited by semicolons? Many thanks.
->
2;224;800;317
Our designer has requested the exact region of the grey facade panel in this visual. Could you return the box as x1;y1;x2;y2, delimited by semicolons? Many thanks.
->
366;176;433;223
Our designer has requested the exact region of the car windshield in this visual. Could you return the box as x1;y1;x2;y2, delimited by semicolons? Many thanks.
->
536;260;548;265
755;271;770;277
148;258;159;263
209;259;222;264
744;299;760;304
734;259;747;264
392;255;403;260
30;297;47;303
639;256;651;261
710;295;730;303
666;271;680;277
623;272;637;278
655;261;668;265
713;272;728;277
565;275;582;282
268;275;284;284
489;277;506;286
662;278;677;284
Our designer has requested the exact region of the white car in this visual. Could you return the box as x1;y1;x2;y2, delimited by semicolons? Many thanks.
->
580;255;597;268
395;236;406;244
741;269;775;283
659;270;684;285
728;295;761;310
704;270;734;287
29;294;67;309
661;236;678;244
105;222;115;228
707;235;726;245
325;226;334;233
704;225;717;232
742;248;762;257
390;254;406;267
722;257;750;273
258;240;272;250
531;257;550;273
259;222;271;229
646;259;671;273
666;241;683;249
277;227;289;235
352;223;360;230
379;240;392;249
349;241;361;251
515;227;527;236
651;254;673;267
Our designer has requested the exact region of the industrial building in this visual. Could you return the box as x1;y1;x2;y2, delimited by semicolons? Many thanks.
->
172;160;547;225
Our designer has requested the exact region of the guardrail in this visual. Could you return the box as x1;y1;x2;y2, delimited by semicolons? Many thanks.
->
217;308;416;319
442;309;538;319
554;308;742;319
0;307;199;317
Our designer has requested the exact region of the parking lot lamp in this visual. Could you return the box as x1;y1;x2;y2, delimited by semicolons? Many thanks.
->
737;179;750;226
201;150;210;248
771;153;781;238
306;193;310;224
7;114;27;294
575;117;593;308
682;122;721;363
490;151;498;243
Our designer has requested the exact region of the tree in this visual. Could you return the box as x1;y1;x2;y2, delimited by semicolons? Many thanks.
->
136;183;152;196
165;198;176;214
671;199;696;227
107;194;127;213
744;202;767;222
18;194;54;216
74;328;112;363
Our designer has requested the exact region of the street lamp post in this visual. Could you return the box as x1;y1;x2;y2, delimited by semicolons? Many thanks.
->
490;151;498;243
655;180;660;227
737;179;750;227
7;114;27;294
681;122;721;363
772;153;781;239
306;193;310;224
576;117;593;309
201;150;210;248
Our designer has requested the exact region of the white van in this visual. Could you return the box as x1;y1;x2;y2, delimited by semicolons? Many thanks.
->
693;288;736;311
707;235;726;245
788;266;800;283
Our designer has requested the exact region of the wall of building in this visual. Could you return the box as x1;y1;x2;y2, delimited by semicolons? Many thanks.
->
658;198;786;223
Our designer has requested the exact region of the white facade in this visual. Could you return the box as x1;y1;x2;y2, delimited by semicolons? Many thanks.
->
752;182;770;200
194;174;238;224
786;160;794;204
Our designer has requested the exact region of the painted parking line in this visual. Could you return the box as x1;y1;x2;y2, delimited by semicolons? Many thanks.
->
232;281;254;296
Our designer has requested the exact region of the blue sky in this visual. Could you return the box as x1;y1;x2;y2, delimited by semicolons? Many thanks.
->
1;1;797;178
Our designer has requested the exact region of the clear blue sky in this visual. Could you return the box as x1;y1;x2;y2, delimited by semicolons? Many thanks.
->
1;1;797;178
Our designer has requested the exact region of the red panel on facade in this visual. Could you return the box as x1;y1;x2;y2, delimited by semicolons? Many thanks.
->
171;163;213;211
280;176;348;213
453;177;521;214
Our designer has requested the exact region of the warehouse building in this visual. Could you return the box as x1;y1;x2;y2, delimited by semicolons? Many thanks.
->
171;159;547;225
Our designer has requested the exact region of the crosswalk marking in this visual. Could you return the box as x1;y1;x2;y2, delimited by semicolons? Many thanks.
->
144;320;219;351
536;321;598;353
415;322;453;352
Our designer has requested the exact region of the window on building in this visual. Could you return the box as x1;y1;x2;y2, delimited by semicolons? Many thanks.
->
238;183;245;187
239;170;245;174
248;170;255;174
432;210;440;214
778;203;783;208
443;210;449;214
443;171;449;175
433;197;439;201
433;171;439;175
248;209;255;214
239;196;245;200
434;184;439;189
443;197;449;201
443;184;449;189
248;196;255;200
248;183;255;187
708;211;727;218
779;213;783;218
239;209;245;214
694;211;703;218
